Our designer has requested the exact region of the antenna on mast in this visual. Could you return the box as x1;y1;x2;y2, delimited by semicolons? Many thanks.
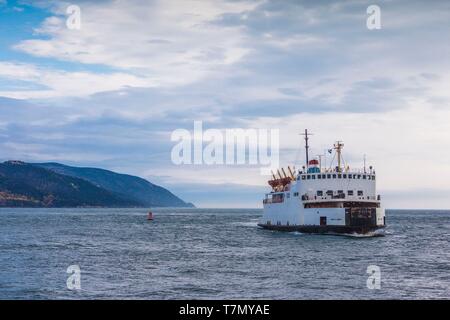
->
364;154;367;173
334;141;344;172
300;129;313;169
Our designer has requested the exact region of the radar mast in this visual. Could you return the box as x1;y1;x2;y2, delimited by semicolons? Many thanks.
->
334;141;344;172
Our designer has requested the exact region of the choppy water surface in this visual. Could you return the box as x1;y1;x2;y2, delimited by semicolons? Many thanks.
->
0;208;449;299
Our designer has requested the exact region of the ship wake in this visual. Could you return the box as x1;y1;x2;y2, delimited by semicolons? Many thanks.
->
339;229;386;238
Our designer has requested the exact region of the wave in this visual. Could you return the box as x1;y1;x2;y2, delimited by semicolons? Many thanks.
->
339;229;386;238
232;220;259;228
288;231;304;236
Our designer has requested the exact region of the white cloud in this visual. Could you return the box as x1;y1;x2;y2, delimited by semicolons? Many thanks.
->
0;61;152;99
146;165;268;187
14;0;259;87
262;33;328;50
1;141;112;163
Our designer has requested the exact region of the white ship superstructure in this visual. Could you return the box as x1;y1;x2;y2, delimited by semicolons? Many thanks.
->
258;130;385;235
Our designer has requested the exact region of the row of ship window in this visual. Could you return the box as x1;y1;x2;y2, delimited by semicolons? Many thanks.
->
298;173;375;181
293;190;364;197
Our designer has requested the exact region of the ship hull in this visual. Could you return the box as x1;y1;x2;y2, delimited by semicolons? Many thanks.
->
257;223;385;235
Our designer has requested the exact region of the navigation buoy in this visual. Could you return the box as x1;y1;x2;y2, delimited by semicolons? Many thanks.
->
147;211;154;220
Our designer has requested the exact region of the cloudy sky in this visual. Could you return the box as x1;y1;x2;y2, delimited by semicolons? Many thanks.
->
1;0;450;208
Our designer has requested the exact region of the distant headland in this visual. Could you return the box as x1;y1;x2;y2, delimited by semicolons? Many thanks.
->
0;161;194;208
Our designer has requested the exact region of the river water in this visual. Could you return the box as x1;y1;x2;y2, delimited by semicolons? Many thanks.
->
0;208;448;299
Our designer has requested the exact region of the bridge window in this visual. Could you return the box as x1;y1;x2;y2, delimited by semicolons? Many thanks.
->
348;190;354;196
327;174;331;179
302;175;306;180
338;190;344;194
326;190;333;196
372;175;376;180
318;175;321;179
332;174;337;179
343;174;347;178
363;175;367;179
358;190;364;196
322;174;326;179
357;175;361;179
272;193;284;203
338;174;342;179
307;175;311;180
317;190;323;197
293;192;299;197
349;174;353;179
312;175;316;179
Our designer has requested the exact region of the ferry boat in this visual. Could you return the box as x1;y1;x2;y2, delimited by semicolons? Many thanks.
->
258;130;385;235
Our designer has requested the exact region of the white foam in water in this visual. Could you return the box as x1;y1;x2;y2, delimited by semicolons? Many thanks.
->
341;229;386;238
233;220;259;227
